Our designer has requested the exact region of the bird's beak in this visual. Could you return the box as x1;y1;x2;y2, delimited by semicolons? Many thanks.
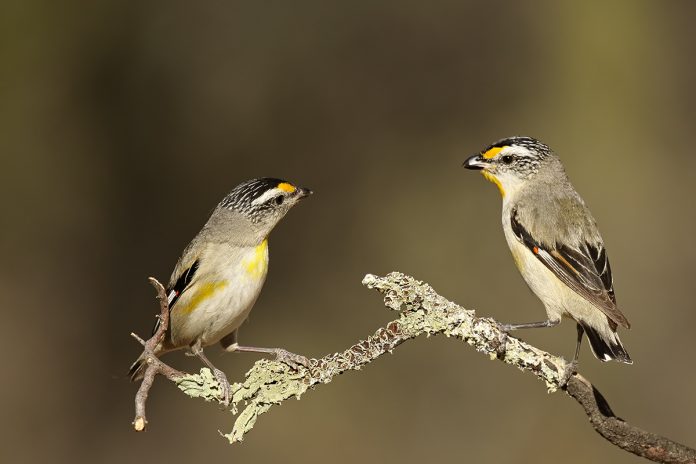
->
296;187;313;199
462;154;489;170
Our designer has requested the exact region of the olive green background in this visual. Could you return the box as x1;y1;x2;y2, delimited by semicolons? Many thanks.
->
2;1;695;463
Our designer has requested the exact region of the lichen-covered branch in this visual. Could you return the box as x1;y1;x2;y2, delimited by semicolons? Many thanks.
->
137;272;696;463
176;272;573;443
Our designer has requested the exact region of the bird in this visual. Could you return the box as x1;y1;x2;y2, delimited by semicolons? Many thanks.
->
463;136;631;366
129;177;313;403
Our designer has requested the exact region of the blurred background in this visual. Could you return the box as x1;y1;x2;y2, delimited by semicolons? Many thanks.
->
2;1;695;462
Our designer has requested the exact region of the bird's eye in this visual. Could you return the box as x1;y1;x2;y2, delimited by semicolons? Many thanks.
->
274;195;284;206
501;154;514;164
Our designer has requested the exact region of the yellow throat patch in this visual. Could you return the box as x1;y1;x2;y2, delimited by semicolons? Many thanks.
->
244;239;269;278
481;171;505;197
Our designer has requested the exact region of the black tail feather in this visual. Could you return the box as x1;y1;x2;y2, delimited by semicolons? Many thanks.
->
128;356;146;382
581;322;632;364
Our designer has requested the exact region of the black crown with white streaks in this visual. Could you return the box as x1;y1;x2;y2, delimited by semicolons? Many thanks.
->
484;136;552;159
219;177;289;219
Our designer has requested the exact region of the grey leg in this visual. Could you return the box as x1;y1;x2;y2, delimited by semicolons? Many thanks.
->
221;330;308;369
230;344;309;370
191;340;231;406
499;318;561;332
220;330;238;351
558;324;584;388
574;323;585;362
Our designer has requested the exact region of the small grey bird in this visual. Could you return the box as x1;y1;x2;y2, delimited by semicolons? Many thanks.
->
463;137;631;364
129;178;312;402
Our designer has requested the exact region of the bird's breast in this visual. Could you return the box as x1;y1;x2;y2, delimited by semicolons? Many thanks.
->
170;242;270;347
241;239;269;280
501;208;567;319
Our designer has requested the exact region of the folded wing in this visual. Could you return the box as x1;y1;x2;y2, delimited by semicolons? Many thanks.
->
510;207;630;329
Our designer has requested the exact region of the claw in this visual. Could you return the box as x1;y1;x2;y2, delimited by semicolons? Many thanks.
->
497;322;514;333
559;360;578;388
212;368;232;407
274;349;309;370
495;329;509;359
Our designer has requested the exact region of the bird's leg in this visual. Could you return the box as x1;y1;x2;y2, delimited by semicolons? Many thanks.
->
225;342;309;370
574;323;584;362
498;318;560;332
558;324;584;388
190;341;231;407
219;330;238;350
497;318;577;386
235;346;309;370
221;329;308;369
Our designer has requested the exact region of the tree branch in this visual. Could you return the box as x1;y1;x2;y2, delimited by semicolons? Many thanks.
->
133;272;696;463
131;278;184;432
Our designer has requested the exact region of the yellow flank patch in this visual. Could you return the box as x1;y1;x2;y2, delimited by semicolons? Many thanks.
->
244;239;269;278
180;281;228;314
482;171;506;197
482;146;507;159
277;182;296;193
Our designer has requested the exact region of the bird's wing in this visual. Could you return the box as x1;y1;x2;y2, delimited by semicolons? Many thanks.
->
151;252;201;335
510;207;630;329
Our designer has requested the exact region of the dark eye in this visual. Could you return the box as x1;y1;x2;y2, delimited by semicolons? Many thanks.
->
274;195;284;206
501;154;514;164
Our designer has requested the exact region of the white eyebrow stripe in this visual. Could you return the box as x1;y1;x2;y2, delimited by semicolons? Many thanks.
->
251;188;281;206
516;147;536;158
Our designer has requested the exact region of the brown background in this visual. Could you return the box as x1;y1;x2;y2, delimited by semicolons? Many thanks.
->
2;1;695;463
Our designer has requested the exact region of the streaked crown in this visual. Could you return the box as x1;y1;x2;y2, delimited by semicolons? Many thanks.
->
478;136;555;179
219;177;309;222
482;136;551;159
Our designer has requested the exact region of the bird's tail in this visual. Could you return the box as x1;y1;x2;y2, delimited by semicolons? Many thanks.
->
580;322;632;364
128;354;148;382
129;343;166;382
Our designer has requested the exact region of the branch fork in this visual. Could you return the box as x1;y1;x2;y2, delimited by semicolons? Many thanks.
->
130;278;184;432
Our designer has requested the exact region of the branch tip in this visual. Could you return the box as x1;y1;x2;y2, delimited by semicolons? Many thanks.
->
133;417;146;432
131;332;146;346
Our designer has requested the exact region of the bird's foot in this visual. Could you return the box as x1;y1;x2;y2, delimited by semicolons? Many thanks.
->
497;322;515;334
489;321;510;358
274;349;310;371
211;367;232;407
559;360;578;388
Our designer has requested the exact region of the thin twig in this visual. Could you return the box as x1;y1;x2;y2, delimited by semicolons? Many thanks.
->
131;278;184;432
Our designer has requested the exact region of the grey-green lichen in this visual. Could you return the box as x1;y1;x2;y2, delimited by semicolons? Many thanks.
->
175;272;572;444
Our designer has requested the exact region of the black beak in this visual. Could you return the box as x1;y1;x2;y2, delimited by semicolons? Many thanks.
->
463;154;487;170
297;187;313;198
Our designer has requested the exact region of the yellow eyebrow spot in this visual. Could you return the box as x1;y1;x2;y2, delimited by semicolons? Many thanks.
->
179;281;228;314
482;171;506;197
277;182;296;193
482;146;507;159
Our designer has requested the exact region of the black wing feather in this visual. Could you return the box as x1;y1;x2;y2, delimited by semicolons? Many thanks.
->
510;208;629;329
151;260;200;335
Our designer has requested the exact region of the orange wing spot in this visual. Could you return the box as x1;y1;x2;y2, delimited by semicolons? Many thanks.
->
533;246;539;254
482;146;507;159
277;182;296;193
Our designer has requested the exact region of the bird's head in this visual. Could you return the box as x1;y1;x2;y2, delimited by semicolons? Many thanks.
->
463;136;557;197
213;177;312;241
